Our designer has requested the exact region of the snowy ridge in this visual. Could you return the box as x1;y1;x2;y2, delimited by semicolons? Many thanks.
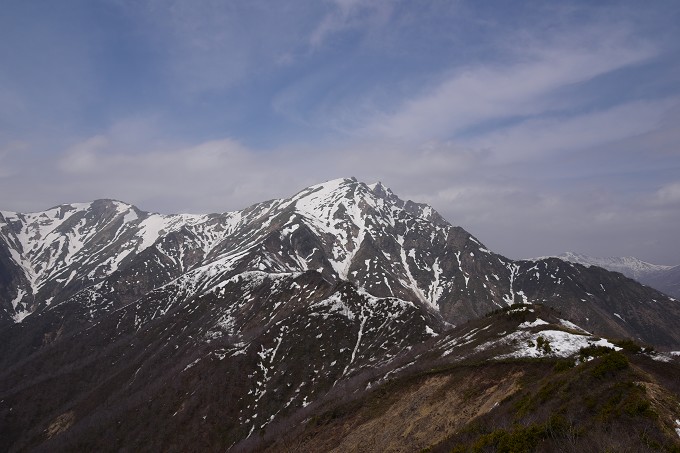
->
2;179;475;323
495;329;619;360
2;176;679;358
429;305;623;366
0;200;227;320
0;201;209;293
149;177;488;317
542;252;674;279
534;252;680;299
3;181;680;451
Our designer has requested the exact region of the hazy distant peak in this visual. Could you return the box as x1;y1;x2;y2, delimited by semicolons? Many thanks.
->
546;252;675;279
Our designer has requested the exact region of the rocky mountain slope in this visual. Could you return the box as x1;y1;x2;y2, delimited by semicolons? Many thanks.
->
643;265;680;300
261;305;680;453
550;252;680;299
2;178;679;346
1;177;680;451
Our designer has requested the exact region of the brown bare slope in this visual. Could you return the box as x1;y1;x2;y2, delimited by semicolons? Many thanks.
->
265;363;526;453
263;353;680;453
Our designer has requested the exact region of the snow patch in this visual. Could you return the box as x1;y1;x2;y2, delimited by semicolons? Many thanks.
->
558;319;590;334
312;293;355;320
498;330;620;359
123;209;138;224
519;318;549;329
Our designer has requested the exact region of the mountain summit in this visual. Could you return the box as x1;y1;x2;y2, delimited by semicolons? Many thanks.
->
1;178;680;451
0;177;452;323
2;177;680;344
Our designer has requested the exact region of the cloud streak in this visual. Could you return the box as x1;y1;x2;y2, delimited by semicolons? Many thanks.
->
361;36;657;142
465;98;679;163
309;0;394;49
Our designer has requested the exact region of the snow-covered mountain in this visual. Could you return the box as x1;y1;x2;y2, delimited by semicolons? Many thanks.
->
1;178;680;451
549;252;680;298
550;252;672;280
2;178;680;343
0;179;453;322
0;200;214;322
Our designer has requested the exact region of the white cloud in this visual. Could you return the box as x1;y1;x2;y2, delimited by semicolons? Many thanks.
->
114;0;314;95
59;136;109;173
652;181;680;206
48;136;480;213
360;36;657;142
464;98;679;163
309;0;393;48
0;141;29;178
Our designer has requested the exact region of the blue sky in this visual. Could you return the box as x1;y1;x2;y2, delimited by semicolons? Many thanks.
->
1;0;680;264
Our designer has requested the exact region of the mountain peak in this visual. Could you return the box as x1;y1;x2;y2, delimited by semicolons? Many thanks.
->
3;179;679;349
367;180;398;200
290;177;447;233
554;252;674;275
3;181;680;452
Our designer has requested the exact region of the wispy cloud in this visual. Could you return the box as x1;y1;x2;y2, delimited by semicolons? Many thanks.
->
464;98;678;163
361;34;657;142
309;0;394;49
651;181;680;206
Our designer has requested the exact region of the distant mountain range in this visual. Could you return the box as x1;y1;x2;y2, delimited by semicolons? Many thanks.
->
545;252;680;299
1;178;679;451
